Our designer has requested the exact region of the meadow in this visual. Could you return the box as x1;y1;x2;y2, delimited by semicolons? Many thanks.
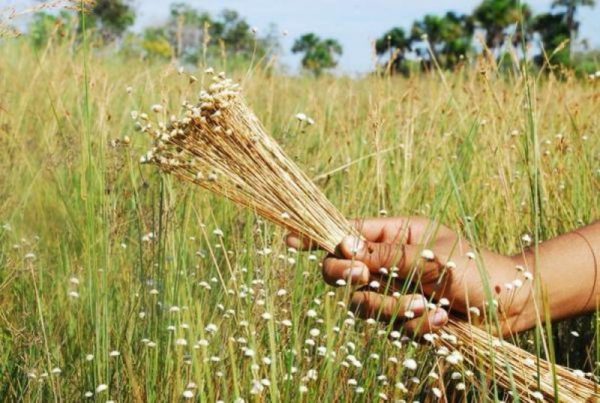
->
0;38;599;401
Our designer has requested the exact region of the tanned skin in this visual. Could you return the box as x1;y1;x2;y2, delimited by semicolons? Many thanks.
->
287;218;600;336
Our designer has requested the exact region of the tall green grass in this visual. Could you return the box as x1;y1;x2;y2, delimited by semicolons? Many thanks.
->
0;37;598;401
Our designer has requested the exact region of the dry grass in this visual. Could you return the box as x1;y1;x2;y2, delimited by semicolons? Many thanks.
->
140;72;356;253
0;0;92;38
0;38;598;401
140;71;600;402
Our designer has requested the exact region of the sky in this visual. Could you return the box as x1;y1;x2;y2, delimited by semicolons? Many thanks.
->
4;0;600;73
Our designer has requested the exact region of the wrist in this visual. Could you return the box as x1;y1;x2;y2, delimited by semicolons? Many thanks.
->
503;253;538;333
509;237;597;332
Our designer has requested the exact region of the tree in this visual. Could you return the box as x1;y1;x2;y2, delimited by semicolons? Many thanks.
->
410;11;474;69
473;0;532;54
292;33;343;75
149;5;275;64
168;3;212;61
532;0;595;67
216;10;254;54
141;27;174;60
375;27;411;74
29;11;75;48
375;12;473;73
552;0;596;41
84;0;135;41
532;12;571;66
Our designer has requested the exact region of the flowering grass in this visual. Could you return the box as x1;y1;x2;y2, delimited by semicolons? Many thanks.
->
0;38;599;401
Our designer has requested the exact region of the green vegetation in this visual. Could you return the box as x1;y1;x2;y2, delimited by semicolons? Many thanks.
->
1;24;599;399
82;0;135;40
135;5;277;64
17;0;599;75
409;12;474;70
28;11;75;49
533;0;596;68
376;0;598;75
24;2;278;68
0;1;599;401
291;33;343;76
473;0;532;51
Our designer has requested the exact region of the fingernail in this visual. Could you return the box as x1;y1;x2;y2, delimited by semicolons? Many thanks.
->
408;298;426;314
342;236;365;255
343;265;367;283
433;309;448;327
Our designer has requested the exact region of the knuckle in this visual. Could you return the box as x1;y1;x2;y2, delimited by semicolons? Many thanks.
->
403;319;419;335
368;242;402;268
321;259;337;284
362;292;376;316
349;293;365;315
384;298;401;319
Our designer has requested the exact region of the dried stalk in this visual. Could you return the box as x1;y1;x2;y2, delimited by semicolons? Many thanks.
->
0;0;93;38
139;72;599;402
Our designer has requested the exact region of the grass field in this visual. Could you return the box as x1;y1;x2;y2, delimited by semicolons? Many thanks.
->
0;38;599;401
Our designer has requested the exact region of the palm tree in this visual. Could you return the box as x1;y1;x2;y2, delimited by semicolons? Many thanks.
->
292;33;343;76
551;0;596;54
375;27;411;74
532;12;571;65
410;12;474;70
473;0;532;55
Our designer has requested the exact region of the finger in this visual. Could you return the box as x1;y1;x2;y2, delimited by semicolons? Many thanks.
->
286;217;454;250
403;308;448;336
338;236;444;283
350;216;455;244
284;220;392;251
349;291;428;322
322;256;370;286
285;233;321;251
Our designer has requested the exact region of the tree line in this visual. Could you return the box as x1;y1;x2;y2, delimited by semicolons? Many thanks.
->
374;0;597;76
23;0;598;76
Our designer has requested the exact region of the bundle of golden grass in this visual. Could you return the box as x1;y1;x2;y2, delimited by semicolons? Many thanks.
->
139;72;599;402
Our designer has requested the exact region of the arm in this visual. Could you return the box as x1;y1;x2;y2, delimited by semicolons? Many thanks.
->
288;218;600;336
513;221;600;332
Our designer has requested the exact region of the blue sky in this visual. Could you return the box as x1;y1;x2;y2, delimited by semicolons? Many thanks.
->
5;0;600;73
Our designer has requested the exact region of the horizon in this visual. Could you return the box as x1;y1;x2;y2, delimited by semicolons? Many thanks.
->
4;0;600;74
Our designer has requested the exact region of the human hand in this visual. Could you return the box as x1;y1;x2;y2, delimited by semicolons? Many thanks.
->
287;216;534;336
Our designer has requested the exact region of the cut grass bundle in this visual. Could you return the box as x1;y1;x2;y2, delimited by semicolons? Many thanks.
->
139;72;599;402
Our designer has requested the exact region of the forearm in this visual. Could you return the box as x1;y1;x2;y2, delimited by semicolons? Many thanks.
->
513;221;600;330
